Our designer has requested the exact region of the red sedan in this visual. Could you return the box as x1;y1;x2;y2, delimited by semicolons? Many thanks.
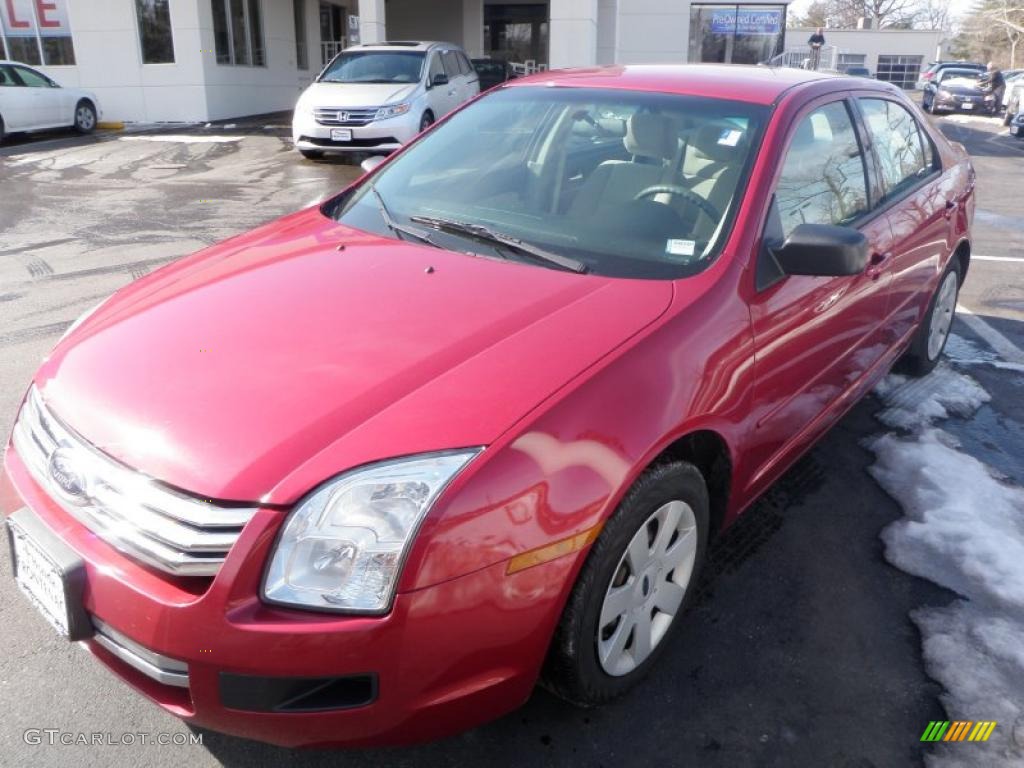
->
2;65;973;747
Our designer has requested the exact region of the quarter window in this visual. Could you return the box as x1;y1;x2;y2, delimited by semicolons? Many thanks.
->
774;101;870;239
859;98;930;203
136;0;175;64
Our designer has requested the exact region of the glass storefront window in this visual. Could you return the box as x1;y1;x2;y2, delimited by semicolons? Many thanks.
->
688;4;785;65
0;0;76;66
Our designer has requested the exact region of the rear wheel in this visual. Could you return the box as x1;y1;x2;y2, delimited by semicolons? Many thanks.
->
73;100;96;133
542;461;709;706
899;260;961;377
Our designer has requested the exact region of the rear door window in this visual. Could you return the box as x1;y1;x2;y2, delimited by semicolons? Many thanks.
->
442;51;462;79
858;98;931;205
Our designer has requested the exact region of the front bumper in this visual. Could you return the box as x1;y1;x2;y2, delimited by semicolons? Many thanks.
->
2;441;574;747
934;95;996;113
292;110;418;154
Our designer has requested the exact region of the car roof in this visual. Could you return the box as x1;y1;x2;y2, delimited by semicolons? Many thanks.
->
505;64;893;106
353;41;461;52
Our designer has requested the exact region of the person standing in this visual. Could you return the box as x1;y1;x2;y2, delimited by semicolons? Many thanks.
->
808;27;826;71
981;62;1006;114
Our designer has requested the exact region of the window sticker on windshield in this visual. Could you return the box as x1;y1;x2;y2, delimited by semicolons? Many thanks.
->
718;129;743;147
666;239;696;258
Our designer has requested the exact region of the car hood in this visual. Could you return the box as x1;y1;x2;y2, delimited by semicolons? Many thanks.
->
35;208;673;504
300;81;419;108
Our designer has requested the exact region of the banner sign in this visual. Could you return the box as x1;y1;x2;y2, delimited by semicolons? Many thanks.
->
1;0;72;38
710;8;783;35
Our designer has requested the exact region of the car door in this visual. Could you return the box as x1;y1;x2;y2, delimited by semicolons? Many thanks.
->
12;65;63;127
0;64;35;131
426;51;458;119
743;96;896;494
458;51;480;99
856;97;955;345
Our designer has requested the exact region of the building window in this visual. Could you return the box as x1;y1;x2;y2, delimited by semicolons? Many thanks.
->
688;5;786;66
211;0;265;66
293;0;307;70
876;55;923;90
837;53;865;68
136;0;175;64
0;0;76;66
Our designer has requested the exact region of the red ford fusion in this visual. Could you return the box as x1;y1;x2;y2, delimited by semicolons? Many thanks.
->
2;65;973;747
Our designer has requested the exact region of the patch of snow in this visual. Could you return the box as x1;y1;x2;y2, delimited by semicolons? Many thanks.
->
869;364;1024;765
119;135;243;144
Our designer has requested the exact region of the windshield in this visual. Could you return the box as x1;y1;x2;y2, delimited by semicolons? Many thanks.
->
941;69;981;85
329;86;768;279
320;51;425;84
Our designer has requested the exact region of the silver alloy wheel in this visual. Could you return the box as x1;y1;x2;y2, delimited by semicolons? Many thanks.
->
76;105;95;131
927;270;958;361
597;500;698;677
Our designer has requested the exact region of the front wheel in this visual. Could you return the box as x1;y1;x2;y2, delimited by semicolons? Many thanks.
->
899;260;961;377
419;111;434;132
73;100;97;133
542;461;709;706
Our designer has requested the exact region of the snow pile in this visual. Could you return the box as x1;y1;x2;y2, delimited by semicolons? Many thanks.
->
868;364;1024;766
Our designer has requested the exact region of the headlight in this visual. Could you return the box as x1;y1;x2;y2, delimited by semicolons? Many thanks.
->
375;102;411;120
263;450;480;614
937;89;951;98
984;94;995;101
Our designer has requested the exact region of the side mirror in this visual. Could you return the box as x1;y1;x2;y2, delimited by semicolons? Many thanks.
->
771;223;868;277
360;155;387;174
430;73;448;88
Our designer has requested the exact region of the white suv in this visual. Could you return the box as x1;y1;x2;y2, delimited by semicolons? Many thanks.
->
292;41;479;159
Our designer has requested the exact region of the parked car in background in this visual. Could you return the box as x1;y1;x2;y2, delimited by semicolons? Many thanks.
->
844;66;871;78
916;60;985;90
292;41;479;160
4;65;974;748
923;67;998;114
1009;106;1024;137
471;58;516;90
1003;72;1024;124
0;61;100;142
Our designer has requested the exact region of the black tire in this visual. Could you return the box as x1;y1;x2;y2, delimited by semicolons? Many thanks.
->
419;111;434;132
299;149;324;160
899;259;962;377
73;99;97;134
0;114;5;144
542;460;709;707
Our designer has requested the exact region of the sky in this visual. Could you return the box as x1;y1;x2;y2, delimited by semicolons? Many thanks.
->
787;0;978;27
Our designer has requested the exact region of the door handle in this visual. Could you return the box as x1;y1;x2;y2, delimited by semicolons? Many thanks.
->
866;251;890;280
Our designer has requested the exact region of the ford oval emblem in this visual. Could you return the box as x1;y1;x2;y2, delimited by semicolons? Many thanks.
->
47;446;89;505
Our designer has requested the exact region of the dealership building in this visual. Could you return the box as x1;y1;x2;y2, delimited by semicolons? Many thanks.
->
1;0;940;124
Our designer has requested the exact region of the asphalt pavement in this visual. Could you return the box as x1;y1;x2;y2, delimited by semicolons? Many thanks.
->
0;108;1021;768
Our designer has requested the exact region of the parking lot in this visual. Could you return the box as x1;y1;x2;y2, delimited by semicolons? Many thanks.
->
0;108;1022;768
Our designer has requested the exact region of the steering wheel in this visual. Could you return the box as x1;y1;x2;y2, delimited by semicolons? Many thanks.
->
633;184;722;225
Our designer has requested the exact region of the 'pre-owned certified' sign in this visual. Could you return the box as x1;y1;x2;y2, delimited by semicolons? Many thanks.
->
710;9;782;35
1;0;72;37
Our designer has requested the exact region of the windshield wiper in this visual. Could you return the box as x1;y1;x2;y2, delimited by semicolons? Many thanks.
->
368;185;440;248
408;215;587;273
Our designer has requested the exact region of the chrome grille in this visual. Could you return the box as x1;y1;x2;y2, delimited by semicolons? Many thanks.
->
11;387;257;577
314;107;378;126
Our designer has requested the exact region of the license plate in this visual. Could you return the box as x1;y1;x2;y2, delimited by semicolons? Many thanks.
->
961;102;974;110
6;509;89;640
331;128;353;142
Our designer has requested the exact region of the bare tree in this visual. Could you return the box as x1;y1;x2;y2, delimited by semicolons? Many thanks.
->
915;0;953;32
982;0;1024;66
825;0;921;28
